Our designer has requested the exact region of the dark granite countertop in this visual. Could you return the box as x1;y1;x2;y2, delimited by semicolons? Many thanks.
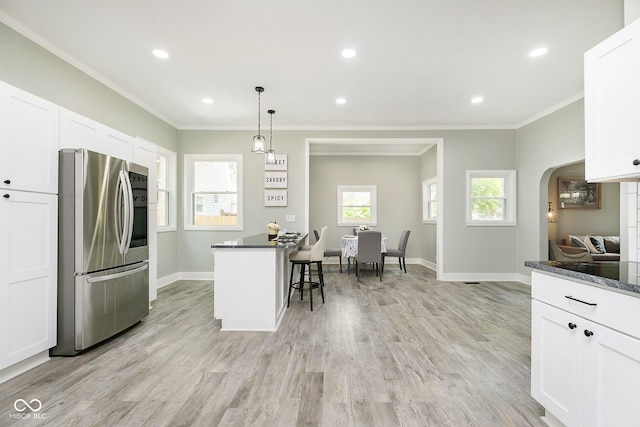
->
525;261;640;295
211;233;308;249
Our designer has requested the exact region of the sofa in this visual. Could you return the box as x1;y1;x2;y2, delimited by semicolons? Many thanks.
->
558;234;620;261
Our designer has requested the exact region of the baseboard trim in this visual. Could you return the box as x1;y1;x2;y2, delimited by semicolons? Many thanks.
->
0;351;50;385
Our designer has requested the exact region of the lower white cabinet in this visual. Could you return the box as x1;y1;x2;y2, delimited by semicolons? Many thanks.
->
531;271;640;427
0;190;57;370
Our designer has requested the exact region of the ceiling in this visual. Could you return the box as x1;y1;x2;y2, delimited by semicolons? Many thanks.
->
0;1;624;133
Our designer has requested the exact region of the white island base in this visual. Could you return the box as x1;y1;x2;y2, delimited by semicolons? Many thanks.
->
212;233;305;331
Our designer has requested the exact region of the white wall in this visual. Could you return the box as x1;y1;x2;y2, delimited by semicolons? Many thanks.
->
420;146;438;266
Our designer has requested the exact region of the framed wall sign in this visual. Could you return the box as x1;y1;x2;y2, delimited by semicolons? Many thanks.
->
264;190;287;206
264;154;287;171
264;171;287;188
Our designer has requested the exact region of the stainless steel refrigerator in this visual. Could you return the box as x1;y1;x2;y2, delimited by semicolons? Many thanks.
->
51;148;149;356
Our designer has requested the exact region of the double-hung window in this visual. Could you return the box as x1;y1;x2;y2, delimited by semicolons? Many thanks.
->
156;147;177;231
337;185;377;227
184;154;243;230
422;177;437;222
466;170;516;226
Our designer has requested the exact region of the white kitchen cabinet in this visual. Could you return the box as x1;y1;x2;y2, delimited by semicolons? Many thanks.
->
0;190;58;371
0;81;59;194
60;109;133;161
584;18;640;182
531;271;640;426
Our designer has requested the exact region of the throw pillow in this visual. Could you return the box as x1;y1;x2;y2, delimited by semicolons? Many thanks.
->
603;236;620;253
588;236;606;254
569;235;589;251
583;235;602;254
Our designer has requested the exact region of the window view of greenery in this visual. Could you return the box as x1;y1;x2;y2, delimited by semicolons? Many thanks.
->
193;161;238;226
471;177;505;220
342;191;371;222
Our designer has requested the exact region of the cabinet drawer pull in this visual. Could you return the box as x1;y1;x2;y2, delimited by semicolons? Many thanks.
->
634;159;640;166
584;330;594;337
565;295;597;306
568;322;577;329
2;194;9;199
3;179;9;184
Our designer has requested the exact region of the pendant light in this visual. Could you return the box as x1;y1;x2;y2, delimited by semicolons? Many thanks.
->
266;109;276;165
251;86;266;153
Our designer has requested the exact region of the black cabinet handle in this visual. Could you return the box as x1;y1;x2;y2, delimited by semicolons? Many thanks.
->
2;194;9;199
568;322;577;329
584;330;594;337
3;179;9;184
565;295;597;306
634;159;640;166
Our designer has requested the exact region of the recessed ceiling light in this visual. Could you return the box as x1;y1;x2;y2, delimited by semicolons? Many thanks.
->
202;98;213;104
336;98;346;104
341;48;356;58
529;47;548;57
471;96;484;104
152;49;170;59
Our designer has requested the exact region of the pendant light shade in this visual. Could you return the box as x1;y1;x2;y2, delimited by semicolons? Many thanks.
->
266;109;276;165
251;87;266;153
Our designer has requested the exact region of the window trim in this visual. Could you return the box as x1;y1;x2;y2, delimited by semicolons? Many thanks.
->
466;170;517;226
156;147;177;232
184;153;243;231
422;177;437;223
337;184;378;227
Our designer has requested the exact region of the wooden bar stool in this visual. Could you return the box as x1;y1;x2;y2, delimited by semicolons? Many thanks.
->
288;226;327;311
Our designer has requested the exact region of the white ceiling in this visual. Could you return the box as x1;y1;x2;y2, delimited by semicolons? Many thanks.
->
0;0;624;134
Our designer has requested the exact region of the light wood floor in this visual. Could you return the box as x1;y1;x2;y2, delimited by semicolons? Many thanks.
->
0;265;545;426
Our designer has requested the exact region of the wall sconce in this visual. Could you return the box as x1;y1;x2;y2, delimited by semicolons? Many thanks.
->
251;86;266;153
266;109;276;165
547;201;557;223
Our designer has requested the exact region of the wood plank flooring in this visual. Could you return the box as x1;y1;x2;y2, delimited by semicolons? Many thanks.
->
0;265;545;426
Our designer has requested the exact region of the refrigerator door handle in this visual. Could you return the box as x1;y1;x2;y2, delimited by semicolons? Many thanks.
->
122;170;134;253
86;263;148;283
115;170;131;254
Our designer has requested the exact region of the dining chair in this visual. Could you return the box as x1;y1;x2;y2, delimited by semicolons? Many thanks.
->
355;230;382;281
288;226;327;311
383;229;411;273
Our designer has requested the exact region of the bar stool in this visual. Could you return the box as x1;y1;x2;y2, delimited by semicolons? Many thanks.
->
288;226;327;311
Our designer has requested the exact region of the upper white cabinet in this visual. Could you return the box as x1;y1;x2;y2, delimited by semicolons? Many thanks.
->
60;109;134;161
0;81;59;194
585;18;640;182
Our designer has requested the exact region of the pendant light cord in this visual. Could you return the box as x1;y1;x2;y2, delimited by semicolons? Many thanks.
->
257;90;261;134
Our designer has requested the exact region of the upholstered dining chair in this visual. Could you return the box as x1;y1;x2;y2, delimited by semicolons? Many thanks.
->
355;230;382;281
383;229;411;273
303;228;343;272
288;226;327;310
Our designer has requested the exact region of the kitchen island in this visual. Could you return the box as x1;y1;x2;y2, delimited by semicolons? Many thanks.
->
525;261;640;427
211;233;307;331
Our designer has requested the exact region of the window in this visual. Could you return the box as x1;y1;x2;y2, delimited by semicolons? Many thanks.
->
466;170;516;226
337;185;377;227
184;154;243;230
156;147;177;232
422;177;437;222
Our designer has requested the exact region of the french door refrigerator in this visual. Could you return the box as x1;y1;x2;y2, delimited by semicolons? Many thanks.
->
51;148;149;356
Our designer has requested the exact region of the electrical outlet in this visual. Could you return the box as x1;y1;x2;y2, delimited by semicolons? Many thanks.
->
285;214;295;222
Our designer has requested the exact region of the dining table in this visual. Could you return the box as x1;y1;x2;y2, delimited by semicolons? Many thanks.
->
340;234;387;273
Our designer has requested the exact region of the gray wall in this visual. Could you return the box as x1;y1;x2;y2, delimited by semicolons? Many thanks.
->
309;155;422;262
0;22;180;280
515;100;587;278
